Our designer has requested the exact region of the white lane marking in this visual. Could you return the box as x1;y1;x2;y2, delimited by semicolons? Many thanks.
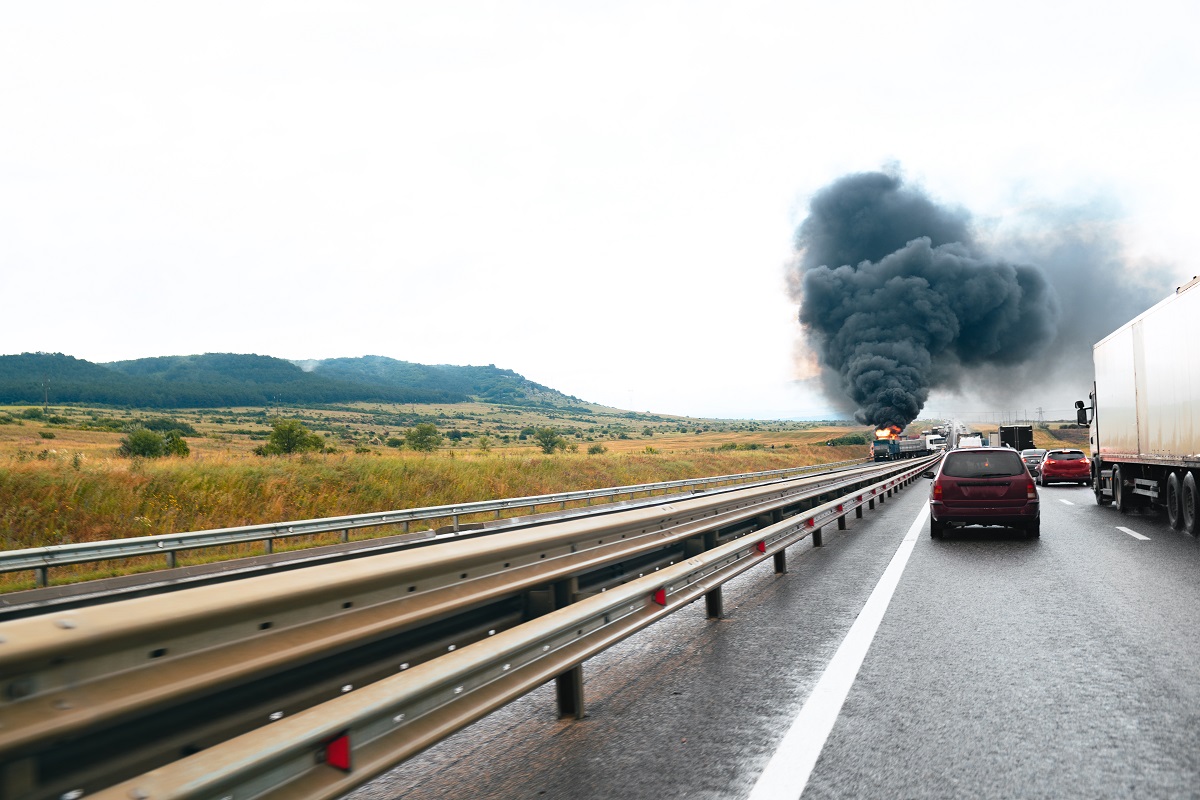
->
747;503;929;800
1058;499;1075;505
1117;526;1150;541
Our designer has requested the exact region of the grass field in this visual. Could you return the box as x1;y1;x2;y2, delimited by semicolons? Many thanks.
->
0;401;880;591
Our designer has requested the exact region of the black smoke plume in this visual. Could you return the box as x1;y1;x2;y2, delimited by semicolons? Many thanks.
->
789;171;1059;429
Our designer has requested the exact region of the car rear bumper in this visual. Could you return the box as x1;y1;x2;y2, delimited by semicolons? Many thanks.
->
1042;469;1090;481
930;501;1039;525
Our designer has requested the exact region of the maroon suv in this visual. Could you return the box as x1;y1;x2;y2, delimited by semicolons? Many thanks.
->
929;447;1040;539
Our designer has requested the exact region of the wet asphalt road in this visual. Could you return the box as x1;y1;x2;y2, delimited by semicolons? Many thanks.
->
346;478;1200;800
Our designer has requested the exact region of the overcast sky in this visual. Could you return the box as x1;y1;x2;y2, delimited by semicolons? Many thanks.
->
3;2;1198;420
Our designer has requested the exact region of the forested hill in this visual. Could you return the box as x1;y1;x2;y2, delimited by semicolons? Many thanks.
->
0;353;587;409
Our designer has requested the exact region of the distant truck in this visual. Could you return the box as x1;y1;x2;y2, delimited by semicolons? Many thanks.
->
1076;276;1200;533
997;424;1034;451
957;434;983;448
871;437;928;462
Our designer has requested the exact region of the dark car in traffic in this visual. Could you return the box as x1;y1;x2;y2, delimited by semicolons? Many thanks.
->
1020;448;1047;477
1037;449;1090;486
929;447;1040;539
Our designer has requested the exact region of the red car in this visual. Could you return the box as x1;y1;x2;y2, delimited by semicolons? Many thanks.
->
928;447;1040;539
1037;449;1090;486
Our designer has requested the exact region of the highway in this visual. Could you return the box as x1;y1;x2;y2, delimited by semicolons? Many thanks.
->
347;479;1200;799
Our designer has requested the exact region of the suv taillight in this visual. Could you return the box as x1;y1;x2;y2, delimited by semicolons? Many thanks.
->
933;483;943;500
1027;481;1036;499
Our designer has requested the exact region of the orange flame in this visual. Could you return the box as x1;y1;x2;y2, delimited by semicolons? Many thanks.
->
874;425;903;439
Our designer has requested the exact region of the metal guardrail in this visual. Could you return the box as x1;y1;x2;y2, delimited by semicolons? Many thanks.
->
82;458;934;800
0;456;933;799
0;458;866;586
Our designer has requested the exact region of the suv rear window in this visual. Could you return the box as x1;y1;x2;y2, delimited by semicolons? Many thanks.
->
941;450;1026;478
1047;450;1085;460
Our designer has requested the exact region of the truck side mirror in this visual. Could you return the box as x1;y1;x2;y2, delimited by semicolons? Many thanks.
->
1074;399;1089;425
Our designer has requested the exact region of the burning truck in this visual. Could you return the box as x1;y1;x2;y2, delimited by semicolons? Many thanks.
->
871;426;934;461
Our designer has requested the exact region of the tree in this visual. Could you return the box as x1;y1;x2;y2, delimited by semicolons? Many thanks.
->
118;428;166;458
405;423;443;452
533;427;567;454
256;419;324;456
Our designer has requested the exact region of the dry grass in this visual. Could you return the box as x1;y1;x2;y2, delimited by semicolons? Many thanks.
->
0;402;868;592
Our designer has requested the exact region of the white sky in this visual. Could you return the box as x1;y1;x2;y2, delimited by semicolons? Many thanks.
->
3;1;1198;420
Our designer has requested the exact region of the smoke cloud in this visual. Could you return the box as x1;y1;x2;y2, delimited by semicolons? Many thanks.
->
789;171;1060;428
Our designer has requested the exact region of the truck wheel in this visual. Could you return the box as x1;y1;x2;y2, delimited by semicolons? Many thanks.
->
1112;465;1129;513
1183;472;1198;536
1166;472;1183;530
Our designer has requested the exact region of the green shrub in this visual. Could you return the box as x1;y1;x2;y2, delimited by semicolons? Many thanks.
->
119;428;167;458
255;419;325;456
20;408;44;420
405;423;443;452
39;431;56;439
825;433;870;446
164;431;190;457
587;443;607;455
140;417;200;437
533;428;567;454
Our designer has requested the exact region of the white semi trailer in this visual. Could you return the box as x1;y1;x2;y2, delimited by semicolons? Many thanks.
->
1076;276;1200;532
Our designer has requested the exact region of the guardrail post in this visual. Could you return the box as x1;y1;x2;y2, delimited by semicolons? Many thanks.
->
705;586;723;619
838;515;847;530
341;529;349;543
549;577;584;718
166;551;177;569
2;756;36;796
556;664;586;720
264;538;273;555
869;497;875;510
856;505;863;518
773;551;787;574
813;527;823;547
453;514;460;532
35;567;47;588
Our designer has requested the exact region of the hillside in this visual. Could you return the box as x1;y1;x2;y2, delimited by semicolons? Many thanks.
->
0;352;588;409
301;355;583;408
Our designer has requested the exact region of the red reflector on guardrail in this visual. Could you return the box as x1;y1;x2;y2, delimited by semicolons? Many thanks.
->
653;588;667;606
325;733;352;771
755;541;766;553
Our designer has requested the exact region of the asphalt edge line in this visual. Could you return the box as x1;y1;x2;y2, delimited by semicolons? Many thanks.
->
746;502;930;800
